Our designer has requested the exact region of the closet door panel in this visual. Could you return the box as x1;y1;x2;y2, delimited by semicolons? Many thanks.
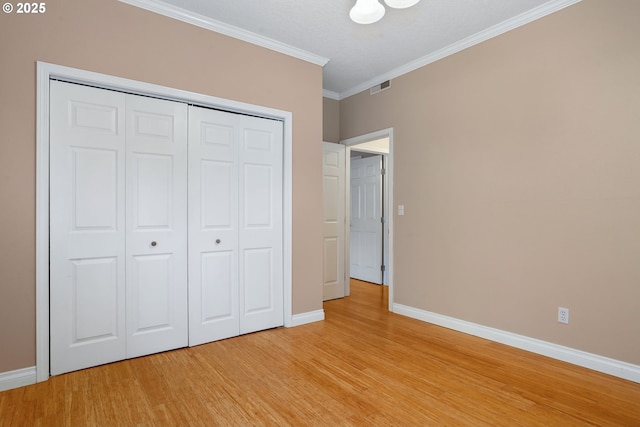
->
132;153;173;228
239;118;284;335
131;254;172;329
243;248;273;312
50;81;127;375
71;257;120;340
188;106;240;346
125;94;188;358
201;251;235;320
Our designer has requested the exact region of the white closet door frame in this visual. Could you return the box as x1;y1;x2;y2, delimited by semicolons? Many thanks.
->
35;62;294;383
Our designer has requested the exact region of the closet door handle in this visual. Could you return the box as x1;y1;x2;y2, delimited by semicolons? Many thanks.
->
151;241;157;247
215;239;221;244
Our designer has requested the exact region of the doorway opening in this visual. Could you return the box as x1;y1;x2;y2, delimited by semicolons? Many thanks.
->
342;129;394;311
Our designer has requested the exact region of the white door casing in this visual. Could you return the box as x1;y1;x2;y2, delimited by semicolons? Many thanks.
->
188;106;283;346
350;155;383;284
322;142;346;301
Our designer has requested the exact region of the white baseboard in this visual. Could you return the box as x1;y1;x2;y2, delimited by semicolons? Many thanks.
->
0;366;37;392
393;303;640;384
290;309;325;327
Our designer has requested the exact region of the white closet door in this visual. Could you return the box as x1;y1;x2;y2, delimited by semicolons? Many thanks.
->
239;115;284;335
125;94;188;358
50;81;189;374
188;106;240;345
50;81;127;375
188;106;283;345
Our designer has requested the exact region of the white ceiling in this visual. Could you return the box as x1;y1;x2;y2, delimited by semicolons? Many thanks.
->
122;0;581;99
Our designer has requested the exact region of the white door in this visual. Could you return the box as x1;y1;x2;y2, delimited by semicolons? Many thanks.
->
50;81;127;375
350;155;383;284
125;94;188;358
50;81;188;375
238;114;284;335
188;106;239;345
188;106;283;346
322;142;346;301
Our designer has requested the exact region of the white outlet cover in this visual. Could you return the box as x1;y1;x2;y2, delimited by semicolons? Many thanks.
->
558;307;569;324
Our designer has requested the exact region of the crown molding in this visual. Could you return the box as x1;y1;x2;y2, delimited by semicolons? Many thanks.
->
118;0;330;67
337;0;582;100
322;89;341;100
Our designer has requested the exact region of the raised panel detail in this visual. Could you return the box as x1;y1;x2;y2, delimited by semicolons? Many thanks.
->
133;111;174;140
201;252;234;322
363;232;377;268
202;123;233;147
201;159;233;229
365;182;379;220
71;257;118;344
72;147;118;231
70;101;118;133
244;129;271;152
244;164;271;227
323;176;339;222
134;153;172;229
131;254;171;332
350;231;362;265
324;151;339;167
323;237;338;283
351;184;362;220
351;165;362;179
244;248;272;313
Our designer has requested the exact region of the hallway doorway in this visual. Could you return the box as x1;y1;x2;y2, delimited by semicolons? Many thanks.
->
342;129;394;311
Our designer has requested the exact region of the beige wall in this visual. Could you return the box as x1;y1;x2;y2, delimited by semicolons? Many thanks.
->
323;97;340;143
341;0;640;365
0;0;323;373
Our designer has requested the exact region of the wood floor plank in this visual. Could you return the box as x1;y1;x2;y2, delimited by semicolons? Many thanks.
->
1;279;639;426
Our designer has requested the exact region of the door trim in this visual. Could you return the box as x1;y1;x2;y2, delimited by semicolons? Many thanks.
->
36;61;294;382
341;128;394;311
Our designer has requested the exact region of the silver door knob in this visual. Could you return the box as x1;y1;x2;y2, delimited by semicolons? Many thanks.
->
151;241;157;247
215;239;221;244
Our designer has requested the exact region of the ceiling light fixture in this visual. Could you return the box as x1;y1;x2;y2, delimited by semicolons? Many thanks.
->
349;0;386;25
350;0;420;24
383;0;421;8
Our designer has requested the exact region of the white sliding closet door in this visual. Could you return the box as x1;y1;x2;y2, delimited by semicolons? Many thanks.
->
50;81;188;375
188;106;283;346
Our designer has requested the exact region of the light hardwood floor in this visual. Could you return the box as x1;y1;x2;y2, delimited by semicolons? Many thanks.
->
2;279;640;426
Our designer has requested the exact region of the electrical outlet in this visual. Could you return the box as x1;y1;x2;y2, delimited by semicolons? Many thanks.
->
558;307;569;324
